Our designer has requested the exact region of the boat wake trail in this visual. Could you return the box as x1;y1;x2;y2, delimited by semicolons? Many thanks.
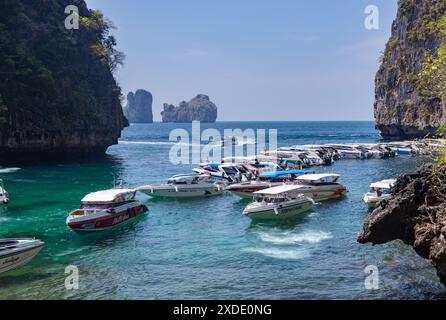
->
119;140;205;147
257;230;333;245
0;167;21;173
243;247;310;260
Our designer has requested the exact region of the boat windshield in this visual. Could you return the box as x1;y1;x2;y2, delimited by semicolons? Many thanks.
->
254;196;287;203
299;177;339;185
0;240;19;249
222;167;239;175
80;200;134;209
370;188;390;195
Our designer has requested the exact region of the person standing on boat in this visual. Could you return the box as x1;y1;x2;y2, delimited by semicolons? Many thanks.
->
376;188;382;197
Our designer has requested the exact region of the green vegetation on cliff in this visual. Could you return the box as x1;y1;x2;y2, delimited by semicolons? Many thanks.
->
0;0;127;158
374;0;446;138
419;12;446;98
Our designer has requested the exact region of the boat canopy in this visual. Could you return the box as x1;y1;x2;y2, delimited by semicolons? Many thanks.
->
254;185;306;195
370;179;396;189
259;169;315;179
81;189;136;203
297;173;340;182
201;163;221;168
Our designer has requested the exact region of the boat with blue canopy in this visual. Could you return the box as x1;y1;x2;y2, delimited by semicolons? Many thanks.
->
259;169;315;180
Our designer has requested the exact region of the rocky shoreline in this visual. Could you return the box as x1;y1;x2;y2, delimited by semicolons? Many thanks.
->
358;163;446;286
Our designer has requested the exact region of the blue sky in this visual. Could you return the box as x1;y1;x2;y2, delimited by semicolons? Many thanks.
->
86;0;397;121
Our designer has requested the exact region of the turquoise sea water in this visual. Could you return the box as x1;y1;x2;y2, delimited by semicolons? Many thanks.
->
0;121;444;299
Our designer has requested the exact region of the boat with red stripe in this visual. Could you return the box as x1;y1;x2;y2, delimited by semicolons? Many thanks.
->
66;188;148;233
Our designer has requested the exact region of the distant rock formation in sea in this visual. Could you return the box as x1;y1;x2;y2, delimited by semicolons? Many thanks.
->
123;90;153;123
374;0;446;138
161;94;217;123
0;0;127;160
358;164;446;287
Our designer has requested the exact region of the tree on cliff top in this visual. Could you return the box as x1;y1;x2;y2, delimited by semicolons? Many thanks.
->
418;12;446;98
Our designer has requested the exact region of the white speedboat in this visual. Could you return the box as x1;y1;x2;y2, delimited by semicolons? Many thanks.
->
0;179;9;204
0;239;44;274
326;144;366;159
226;169;315;199
243;185;314;221
193;163;253;182
66;189;148;232
363;179;396;208
292;173;348;201
137;174;225;198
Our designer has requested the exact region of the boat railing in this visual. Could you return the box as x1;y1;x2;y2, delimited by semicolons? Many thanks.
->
70;208;105;217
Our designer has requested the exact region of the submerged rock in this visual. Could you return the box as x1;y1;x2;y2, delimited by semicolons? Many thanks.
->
123;90;153;123
374;0;446;138
358;164;446;286
161;94;217;123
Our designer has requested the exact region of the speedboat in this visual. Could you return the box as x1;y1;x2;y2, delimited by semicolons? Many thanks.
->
137;174;225;198
243;161;284;177
193;163;253;182
385;142;418;156
363;179;396;208
0;239;44;274
226;169;315;199
66;188;148;233
0;179;9;204
243;185;314;221
291;173;348;201
326;144;367;160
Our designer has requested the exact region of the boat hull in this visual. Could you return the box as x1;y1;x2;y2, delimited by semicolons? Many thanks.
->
67;204;148;233
229;183;347;201
138;185;224;198
244;200;313;221
0;241;44;274
363;194;391;209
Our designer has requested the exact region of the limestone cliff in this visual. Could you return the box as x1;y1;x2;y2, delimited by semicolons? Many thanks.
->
0;0;127;160
161;94;217;123
123;90;153;123
358;164;446;286
375;0;446;138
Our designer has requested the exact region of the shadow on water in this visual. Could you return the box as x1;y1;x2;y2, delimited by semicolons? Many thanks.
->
246;214;308;231
0;270;54;288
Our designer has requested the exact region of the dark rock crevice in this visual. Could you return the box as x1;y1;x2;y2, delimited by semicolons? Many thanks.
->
358;164;446;286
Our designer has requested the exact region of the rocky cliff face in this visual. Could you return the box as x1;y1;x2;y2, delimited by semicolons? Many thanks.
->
0;0;127;160
161;94;217;123
375;0;446;138
123;90;153;123
358;164;446;286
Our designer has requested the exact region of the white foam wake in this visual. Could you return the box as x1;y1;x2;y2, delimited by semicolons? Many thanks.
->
243;247;310;260
258;230;333;245
0;167;21;173
119;140;204;147
119;140;175;146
